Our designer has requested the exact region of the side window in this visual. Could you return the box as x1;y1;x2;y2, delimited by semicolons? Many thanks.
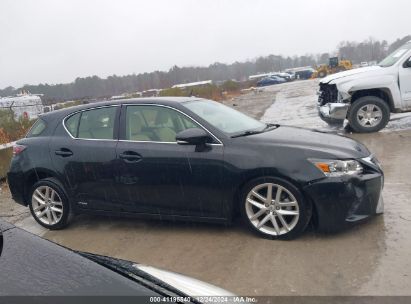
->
126;105;200;142
77;107;117;140
26;119;46;137
64;112;80;137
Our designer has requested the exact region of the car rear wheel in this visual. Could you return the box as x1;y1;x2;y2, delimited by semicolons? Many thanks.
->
240;177;311;240
348;96;390;133
29;178;71;230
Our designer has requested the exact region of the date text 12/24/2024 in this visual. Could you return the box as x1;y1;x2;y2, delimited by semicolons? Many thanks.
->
149;296;257;303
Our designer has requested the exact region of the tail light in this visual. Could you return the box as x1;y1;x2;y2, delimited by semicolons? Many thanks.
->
13;144;26;156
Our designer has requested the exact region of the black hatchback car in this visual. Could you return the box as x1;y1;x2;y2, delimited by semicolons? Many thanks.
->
7;97;384;239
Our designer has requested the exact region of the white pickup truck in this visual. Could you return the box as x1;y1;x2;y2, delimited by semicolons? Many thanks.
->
318;41;411;132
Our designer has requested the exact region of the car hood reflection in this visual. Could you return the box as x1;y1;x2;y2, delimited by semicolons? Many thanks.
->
134;264;235;297
244;126;370;159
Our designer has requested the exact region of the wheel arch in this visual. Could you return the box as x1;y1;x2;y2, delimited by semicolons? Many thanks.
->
23;169;62;205
231;171;308;219
350;88;394;112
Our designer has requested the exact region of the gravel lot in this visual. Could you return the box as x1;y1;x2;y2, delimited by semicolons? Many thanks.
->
1;79;411;296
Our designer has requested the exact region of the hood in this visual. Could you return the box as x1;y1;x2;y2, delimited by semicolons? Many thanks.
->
246;126;370;159
320;66;385;85
135;264;235;297
0;221;236;298
0;221;158;296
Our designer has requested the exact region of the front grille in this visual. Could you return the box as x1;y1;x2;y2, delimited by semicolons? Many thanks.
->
318;83;338;106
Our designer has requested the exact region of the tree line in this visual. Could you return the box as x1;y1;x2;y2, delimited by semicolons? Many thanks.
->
1;35;409;104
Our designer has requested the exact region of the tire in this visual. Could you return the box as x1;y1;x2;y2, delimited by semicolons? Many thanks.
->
29;178;72;230
348;96;390;133
240;177;312;240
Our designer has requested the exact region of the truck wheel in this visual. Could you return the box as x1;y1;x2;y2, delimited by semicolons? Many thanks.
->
348;96;390;133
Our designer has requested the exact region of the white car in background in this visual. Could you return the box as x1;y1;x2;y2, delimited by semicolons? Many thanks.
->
269;72;293;81
318;41;411;132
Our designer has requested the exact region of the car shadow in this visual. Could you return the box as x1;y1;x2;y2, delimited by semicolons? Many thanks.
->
62;211;384;242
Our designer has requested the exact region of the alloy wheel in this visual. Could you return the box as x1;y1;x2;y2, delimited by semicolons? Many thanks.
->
357;104;383;128
245;183;299;236
31;185;64;225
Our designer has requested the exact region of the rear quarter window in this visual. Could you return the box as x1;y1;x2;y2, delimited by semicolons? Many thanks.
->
26;119;46;137
64;112;81;137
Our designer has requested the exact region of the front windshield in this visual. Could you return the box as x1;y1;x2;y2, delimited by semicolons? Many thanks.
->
183;99;266;135
379;43;411;67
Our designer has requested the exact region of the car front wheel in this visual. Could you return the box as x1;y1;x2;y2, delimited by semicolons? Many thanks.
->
348;96;390;133
240;177;311;240
29;178;71;229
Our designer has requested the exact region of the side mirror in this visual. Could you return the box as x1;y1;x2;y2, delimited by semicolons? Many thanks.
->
176;128;212;146
405;58;411;68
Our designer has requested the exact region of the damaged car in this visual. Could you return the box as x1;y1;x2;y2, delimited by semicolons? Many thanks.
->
318;40;411;132
7;97;384;239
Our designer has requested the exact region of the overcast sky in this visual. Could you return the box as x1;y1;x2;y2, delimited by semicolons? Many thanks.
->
0;0;410;88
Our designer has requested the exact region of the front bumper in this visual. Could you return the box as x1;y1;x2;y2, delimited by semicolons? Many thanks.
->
318;103;350;125
303;171;383;232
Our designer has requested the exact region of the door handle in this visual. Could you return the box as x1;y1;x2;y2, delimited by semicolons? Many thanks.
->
119;152;142;163
55;149;73;157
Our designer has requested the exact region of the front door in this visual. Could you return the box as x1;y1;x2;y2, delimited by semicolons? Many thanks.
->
400;57;411;108
50;106;120;211
115;104;225;219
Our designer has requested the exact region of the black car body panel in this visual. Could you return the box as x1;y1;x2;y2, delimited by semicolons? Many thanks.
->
0;221;158;296
0;220;233;297
7;97;383;232
304;173;382;231
113;141;225;217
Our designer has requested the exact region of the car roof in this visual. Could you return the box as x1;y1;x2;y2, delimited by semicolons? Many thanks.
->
40;96;203;119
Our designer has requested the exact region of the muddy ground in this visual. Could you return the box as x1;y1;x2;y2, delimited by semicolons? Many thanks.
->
1;79;411;295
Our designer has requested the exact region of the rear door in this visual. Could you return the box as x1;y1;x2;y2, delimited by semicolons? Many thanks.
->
49;106;121;211
114;104;225;218
399;56;411;108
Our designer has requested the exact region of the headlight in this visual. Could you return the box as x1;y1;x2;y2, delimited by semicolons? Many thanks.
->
308;159;363;177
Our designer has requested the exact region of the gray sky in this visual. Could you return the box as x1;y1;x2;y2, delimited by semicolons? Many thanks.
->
1;0;410;88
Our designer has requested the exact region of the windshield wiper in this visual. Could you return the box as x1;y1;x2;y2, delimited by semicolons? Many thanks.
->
231;130;263;138
77;252;196;302
262;123;279;131
231;123;279;138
